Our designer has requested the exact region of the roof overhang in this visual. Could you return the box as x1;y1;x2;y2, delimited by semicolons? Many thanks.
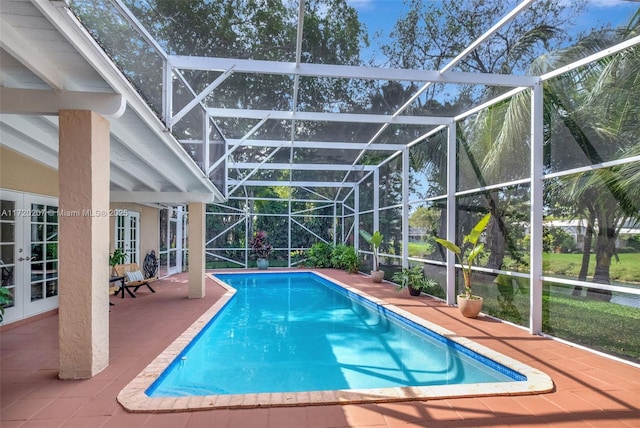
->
0;0;223;204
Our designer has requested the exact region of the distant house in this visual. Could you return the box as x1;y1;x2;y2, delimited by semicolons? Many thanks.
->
544;219;640;250
408;227;429;242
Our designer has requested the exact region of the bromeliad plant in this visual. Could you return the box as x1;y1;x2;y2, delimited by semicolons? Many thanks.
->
250;231;273;259
435;213;491;299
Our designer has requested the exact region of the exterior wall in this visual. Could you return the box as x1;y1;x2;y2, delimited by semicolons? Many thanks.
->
109;202;159;257
0;147;159;256
0;146;59;197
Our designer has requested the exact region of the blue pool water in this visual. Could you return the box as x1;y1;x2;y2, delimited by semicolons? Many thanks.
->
146;272;524;397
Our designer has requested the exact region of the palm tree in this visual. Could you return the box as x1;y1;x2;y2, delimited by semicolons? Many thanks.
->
470;10;640;300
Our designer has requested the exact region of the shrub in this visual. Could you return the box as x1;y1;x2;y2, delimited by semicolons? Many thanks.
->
307;242;334;268
331;244;359;273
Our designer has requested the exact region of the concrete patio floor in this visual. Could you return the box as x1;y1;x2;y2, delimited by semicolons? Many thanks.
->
1;269;639;427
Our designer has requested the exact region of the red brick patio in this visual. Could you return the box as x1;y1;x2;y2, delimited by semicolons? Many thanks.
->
1;269;639;427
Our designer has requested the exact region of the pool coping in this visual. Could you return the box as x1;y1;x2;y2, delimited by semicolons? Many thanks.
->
117;270;554;412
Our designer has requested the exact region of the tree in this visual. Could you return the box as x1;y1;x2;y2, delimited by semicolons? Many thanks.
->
381;0;586;105
380;0;587;270
73;0;369;178
475;10;640;300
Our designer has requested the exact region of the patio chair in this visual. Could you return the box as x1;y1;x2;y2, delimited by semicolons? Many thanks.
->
114;263;157;298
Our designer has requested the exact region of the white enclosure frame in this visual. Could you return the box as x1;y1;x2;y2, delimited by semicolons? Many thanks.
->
94;0;640;343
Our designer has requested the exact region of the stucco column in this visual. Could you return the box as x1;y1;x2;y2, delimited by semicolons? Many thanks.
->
58;110;110;379
188;202;206;298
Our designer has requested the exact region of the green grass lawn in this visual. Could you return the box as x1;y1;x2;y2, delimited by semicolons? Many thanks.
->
408;242;433;258
470;275;640;362
410;244;640;285
543;252;640;284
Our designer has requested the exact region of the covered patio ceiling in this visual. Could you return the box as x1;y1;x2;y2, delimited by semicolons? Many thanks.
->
0;0;222;203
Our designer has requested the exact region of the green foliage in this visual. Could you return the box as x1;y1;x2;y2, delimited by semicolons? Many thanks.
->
306;242;358;273
109;247;127;267
359;229;383;270
408;241;435;258
307;242;334;268
543;226;577;253
331;244;359;273
391;265;438;293
435;213;491;298
625;235;640;251
0;286;12;321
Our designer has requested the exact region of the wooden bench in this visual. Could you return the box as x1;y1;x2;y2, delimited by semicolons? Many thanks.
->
113;263;157;298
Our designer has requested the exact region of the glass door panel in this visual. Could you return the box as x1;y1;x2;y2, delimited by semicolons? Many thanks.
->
128;214;139;264
1;196;18;321
159;206;184;277
25;199;58;316
1;190;59;322
113;211;140;265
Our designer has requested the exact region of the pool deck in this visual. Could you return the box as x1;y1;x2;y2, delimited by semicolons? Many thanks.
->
1;269;639;427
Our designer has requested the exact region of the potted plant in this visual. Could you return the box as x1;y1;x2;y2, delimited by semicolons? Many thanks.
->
250;231;272;269
0;286;13;322
435;213;491;318
359;230;384;282
109;247;127;276
392;265;438;296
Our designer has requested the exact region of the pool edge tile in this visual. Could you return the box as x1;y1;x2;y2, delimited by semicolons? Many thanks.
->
115;270;555;413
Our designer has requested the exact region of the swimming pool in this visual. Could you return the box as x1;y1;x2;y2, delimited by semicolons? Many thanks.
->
118;271;553;411
148;272;522;397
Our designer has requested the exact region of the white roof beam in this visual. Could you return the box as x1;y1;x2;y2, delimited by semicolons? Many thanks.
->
108;164;140;192
108;120;190;192
110;191;217;203
0;124;58;169
443;0;535;73
206;115;269;175
36;114;165;193
228;144;284;195
231;163;376;171
0;115;59;152
170;67;234;127
208;109;451;125
111;0;169;60
170;56;537;87
0;88;126;118
227;180;356;188
0;15;66;90
227;139;406;150
541;33;640;81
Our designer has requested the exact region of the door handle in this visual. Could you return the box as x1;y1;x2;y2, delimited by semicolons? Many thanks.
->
18;256;36;262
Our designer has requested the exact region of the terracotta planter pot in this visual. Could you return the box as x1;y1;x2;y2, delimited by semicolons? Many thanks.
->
371;270;385;283
408;287;421;296
457;295;483;318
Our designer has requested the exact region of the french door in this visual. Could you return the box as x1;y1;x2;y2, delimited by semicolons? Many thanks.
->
159;206;184;278
114;211;140;265
1;190;59;324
